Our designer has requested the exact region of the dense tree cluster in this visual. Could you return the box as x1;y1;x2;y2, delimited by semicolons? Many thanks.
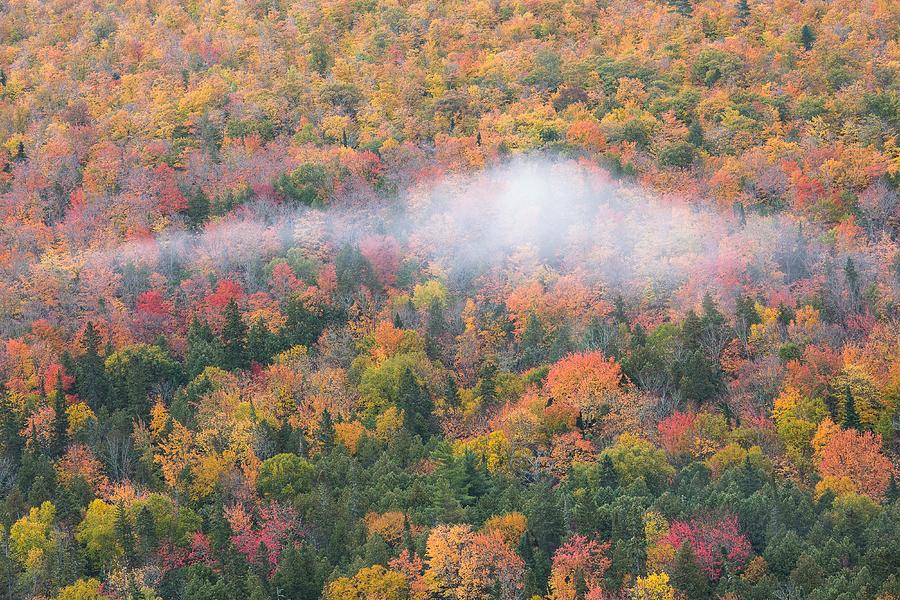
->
0;0;897;599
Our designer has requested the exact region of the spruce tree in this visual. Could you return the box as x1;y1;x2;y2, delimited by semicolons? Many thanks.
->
246;316;274;366
316;409;335;451
221;299;248;371
671;540;709;598
479;362;497;405
842;385;861;430
444;374;460;407
736;0;750;24
135;505;157;556
115;502;136;567
186;316;223;378
184;188;211;230
801;24;815;50
520;313;547;369
397;367;435;439
76;322;108;410
0;389;23;460
50;372;69;458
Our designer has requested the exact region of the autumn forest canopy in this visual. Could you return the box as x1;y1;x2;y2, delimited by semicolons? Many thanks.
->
0;0;898;599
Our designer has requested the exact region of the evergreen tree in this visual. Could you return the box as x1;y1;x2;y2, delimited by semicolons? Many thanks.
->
0;390;23;460
15;140;25;161
736;0;750;24
271;543;328;600
668;0;693;16
671;540;709;599
886;475;898;504
280;297;325;350
675;309;723;407
186;316;224;379
403;514;416;557
115;502;136;568
598;454;619;488
520;313;547;369
50;372;68;458
842;385;861;430
631;322;647;348
316;409;335;451
612;295;628;323
397;367;435;439
735;294;761;346
479;362;497;405
221;299;248;371
246;316;275;366
135;505;157;556
801;24;815;50
426;297;444;340
548;324;574;362
444;374;460;407
688;120;704;148
184;188;211;230
75;322;108;410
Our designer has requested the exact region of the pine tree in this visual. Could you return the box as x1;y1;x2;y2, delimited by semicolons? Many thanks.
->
135;505;157;556
668;0;693;16
676;309;723;407
801;24;815;50
886;475;898;503
479;362;497;405
316;409;335;451
184;188;211;230
397;367;435;439
15;141;25;161
75;322;108;410
0;390;23;460
444;374;460;407
842;385;861;430
271;543;328;600
736;0;750;24
548;324;574;362
631;322;647;348
0;69;6;87
246;317;275;366
671;540;709;599
186;316;224;378
50;372;69;458
280;297;325;350
403;514;416;557
598;454;618;488
222;299;248;371
612;295;628;323
115;502;136;568
520;313;547;369
688;120;704;148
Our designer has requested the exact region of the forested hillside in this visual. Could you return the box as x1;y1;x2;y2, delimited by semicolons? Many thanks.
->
0;0;898;598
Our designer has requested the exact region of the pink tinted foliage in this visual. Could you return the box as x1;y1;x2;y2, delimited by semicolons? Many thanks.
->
225;501;300;574
359;235;401;289
660;516;751;580
550;534;612;596
657;411;696;458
